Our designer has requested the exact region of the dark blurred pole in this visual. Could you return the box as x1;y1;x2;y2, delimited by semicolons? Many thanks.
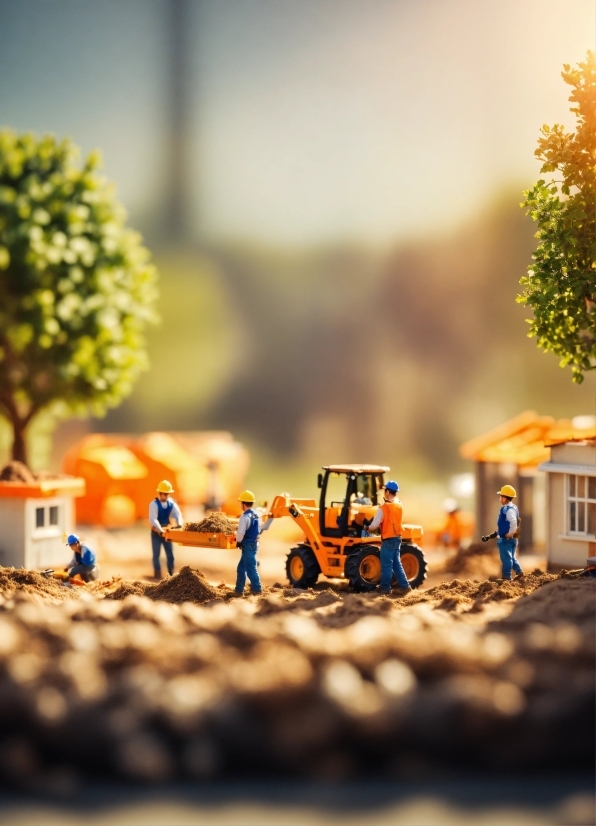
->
164;0;190;242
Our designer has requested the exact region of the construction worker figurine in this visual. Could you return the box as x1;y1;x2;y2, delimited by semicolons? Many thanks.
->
66;534;99;582
495;485;523;580
368;480;412;595
439;498;463;549
150;480;183;579
234;490;262;595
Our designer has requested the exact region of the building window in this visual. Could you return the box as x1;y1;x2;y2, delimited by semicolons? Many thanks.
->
567;475;596;535
35;507;45;528
49;506;59;526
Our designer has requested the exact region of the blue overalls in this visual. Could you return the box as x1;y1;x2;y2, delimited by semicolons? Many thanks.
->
497;503;523;580
69;544;98;582
235;509;262;594
151;498;175;576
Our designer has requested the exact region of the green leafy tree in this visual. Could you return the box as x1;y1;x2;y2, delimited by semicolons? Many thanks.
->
0;131;158;464
518;51;596;383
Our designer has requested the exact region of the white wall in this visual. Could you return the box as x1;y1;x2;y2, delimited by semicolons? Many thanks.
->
0;496;75;569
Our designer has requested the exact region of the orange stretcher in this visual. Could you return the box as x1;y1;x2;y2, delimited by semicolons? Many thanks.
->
163;527;237;550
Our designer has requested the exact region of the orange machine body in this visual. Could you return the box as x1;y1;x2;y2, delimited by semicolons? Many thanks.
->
268;493;422;578
266;465;427;589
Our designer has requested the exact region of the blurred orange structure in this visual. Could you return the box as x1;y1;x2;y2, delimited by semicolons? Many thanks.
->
62;432;248;527
460;410;596;548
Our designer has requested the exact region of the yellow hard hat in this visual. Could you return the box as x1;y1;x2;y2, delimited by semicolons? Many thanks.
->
156;480;174;494
497;485;516;498
238;489;255;504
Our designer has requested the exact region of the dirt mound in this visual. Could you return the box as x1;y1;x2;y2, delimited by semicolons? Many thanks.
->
105;580;153;601
0;568;590;786
398;569;560;612
0;566;78;601
446;542;500;578
0;461;35;483
494;577;595;629
147;566;223;604
184;513;238;533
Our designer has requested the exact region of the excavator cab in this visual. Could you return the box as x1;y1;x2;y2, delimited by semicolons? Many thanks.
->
318;465;388;538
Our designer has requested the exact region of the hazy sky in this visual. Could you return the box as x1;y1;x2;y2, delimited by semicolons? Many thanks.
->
0;0;594;244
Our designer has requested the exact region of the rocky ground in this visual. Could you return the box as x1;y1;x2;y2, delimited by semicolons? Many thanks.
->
0;553;592;787
0;527;592;824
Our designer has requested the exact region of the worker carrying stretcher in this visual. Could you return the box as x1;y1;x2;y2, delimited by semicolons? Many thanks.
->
150;480;183;579
366;480;412;595
234;490;262;595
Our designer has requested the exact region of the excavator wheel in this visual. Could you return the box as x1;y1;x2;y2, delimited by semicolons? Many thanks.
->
399;544;428;589
286;545;321;588
344;546;382;592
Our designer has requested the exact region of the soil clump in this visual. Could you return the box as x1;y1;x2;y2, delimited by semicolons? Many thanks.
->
183;513;239;533
105;580;152;601
0;461;35;483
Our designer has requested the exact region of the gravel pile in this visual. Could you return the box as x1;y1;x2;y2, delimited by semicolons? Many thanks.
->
0;572;591;785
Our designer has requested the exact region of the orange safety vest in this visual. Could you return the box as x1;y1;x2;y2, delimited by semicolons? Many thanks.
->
380;500;403;539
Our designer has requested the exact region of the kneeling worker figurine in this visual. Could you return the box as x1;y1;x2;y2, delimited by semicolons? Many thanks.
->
484;485;523;581
150;480;183;579
66;534;99;582
234;490;262;595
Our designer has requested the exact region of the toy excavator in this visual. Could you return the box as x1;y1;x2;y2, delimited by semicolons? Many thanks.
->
166;464;427;591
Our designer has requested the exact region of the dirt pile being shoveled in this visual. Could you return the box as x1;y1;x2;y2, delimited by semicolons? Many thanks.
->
0;461;35;483
0;571;591;786
0;567;80;602
183;513;238;533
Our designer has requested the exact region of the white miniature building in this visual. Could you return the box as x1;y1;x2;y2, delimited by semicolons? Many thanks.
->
0;477;85;570
538;439;596;568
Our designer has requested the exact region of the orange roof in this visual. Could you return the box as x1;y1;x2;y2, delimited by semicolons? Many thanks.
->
0;477;85;499
460;411;596;467
324;465;390;474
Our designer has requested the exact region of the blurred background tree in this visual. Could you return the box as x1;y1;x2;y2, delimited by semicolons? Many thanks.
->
0;131;157;465
519;51;596;383
0;0;594;499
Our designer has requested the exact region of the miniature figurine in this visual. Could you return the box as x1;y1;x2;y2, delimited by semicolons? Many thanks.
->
149;480;183;579
234;490;262;595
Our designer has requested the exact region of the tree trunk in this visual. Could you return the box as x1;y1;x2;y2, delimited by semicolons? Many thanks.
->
11;418;28;466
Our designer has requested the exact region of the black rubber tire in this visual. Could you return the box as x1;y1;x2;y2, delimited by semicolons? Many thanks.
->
285;544;321;588
399;543;428;589
344;546;382;592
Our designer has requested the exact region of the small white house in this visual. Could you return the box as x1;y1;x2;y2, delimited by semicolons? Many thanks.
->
538;439;596;568
0;477;85;570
